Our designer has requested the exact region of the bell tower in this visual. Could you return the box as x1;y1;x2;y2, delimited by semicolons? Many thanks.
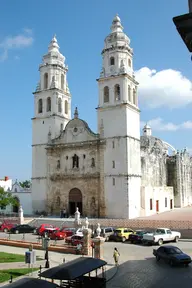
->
97;15;141;219
31;35;71;212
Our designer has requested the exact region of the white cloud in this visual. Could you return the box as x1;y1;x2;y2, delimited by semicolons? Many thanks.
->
135;67;192;108
141;118;192;131
0;29;34;62
23;28;33;35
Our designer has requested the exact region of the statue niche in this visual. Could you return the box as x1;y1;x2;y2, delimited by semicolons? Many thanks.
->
72;154;79;168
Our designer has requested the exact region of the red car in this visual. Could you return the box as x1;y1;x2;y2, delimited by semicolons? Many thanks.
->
0;221;16;233
65;235;84;246
36;224;59;236
50;227;76;240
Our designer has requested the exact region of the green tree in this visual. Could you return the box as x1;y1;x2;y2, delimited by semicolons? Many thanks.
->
19;180;31;188
0;187;18;208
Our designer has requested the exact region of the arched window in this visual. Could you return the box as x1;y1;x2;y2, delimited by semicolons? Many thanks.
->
44;73;48;89
133;89;137;105
72;154;79;168
114;84;120;101
104;86;109;103
110;57;115;66
128;59;131;67
91;158;95;167
58;98;62;113
57;160;60;169
38;99;43;113
61;74;64;89
65;100;68;114
46;97;51;112
60;123;63;132
56;196;60;207
128;85;131;102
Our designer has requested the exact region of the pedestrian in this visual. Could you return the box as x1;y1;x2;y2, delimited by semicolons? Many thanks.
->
113;247;120;266
63;208;66;218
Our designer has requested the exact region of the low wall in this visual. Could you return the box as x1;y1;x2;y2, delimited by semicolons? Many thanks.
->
0;239;76;254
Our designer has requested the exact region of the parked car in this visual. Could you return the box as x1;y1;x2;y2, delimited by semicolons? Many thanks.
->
153;245;191;267
110;228;135;242
129;230;151;244
65;234;84;246
93;227;115;241
0;221;16;233
9;224;37;234
36;224;59;235
142;228;181;246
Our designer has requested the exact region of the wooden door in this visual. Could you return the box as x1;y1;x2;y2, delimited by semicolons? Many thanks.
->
170;199;173;209
156;200;159;212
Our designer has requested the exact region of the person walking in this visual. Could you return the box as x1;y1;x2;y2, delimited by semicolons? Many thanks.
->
113;247;120;266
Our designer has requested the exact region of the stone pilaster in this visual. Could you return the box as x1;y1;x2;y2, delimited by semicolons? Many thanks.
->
82;228;92;256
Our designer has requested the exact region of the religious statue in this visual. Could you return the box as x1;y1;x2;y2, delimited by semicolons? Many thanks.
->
85;217;89;229
96;223;101;237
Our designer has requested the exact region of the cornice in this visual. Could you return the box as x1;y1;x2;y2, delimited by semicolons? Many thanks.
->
50;172;100;181
96;102;140;113
46;139;106;151
33;87;71;96
105;174;141;178
96;73;139;85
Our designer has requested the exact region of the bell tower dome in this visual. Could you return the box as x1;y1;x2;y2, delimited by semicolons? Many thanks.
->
31;35;71;213
97;15;141;219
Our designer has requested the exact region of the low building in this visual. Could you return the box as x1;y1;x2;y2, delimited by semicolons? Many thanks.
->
0;178;32;216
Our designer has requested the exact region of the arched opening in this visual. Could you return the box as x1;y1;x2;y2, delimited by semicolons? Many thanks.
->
69;188;82;215
65;100;68;114
133;89;137;105
103;86;109;103
110;57;115;66
44;73;48;89
60;123;63;132
58;98;62;113
38;99;43;113
12;196;20;213
61;74;64;89
72;154;79;168
114;84;120;101
128;59;131;67
46;97;51;112
128;85;131;102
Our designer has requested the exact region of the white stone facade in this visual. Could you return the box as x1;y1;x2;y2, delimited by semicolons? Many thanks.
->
31;15;187;219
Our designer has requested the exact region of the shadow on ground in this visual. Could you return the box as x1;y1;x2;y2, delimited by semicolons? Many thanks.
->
105;257;192;288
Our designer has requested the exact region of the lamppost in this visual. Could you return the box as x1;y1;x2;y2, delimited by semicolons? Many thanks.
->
173;1;192;54
43;234;50;268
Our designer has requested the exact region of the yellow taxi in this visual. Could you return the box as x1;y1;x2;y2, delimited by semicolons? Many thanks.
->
113;228;135;242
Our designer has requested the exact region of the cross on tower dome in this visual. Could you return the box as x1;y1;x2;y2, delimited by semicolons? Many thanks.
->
48;34;60;53
74;107;79;119
111;14;123;33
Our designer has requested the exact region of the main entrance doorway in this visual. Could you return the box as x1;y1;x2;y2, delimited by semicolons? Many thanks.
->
69;188;82;216
12;197;20;213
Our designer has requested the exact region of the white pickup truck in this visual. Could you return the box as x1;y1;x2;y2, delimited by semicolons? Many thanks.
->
142;228;181;246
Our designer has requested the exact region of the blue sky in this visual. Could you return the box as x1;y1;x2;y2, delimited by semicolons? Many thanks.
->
0;0;191;180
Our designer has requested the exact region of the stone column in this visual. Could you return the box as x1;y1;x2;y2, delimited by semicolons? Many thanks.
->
92;223;105;260
82;217;92;256
18;206;24;225
74;207;81;229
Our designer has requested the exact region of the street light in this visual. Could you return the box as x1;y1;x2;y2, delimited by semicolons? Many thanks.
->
173;0;192;53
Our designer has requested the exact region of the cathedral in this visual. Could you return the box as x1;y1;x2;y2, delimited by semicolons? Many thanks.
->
31;15;192;219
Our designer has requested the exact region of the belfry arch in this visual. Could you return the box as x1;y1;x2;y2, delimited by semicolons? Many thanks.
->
68;188;82;216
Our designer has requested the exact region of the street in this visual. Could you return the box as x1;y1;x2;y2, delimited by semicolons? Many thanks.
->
1;233;192;287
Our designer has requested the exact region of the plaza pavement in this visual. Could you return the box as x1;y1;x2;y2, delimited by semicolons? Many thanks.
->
1;241;192;287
